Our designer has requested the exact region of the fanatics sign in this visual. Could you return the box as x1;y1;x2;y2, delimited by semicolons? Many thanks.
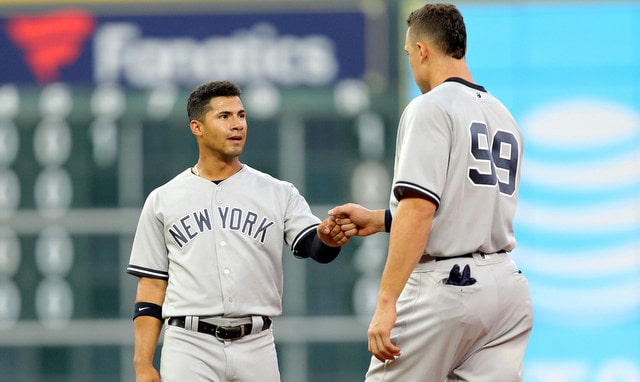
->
1;8;368;88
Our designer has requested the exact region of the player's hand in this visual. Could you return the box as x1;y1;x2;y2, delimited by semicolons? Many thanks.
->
367;302;401;362
135;364;160;382
317;216;349;247
328;203;385;237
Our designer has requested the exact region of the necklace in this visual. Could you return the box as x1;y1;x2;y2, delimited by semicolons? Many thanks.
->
192;164;200;176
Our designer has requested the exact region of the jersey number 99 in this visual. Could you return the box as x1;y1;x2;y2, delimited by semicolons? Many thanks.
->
468;122;519;196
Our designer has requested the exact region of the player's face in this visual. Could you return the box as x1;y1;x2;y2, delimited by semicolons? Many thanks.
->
196;96;247;160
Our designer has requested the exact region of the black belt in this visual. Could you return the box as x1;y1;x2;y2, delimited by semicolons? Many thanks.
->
167;316;272;341
434;250;506;261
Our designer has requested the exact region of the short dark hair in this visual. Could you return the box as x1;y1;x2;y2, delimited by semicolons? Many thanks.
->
187;81;242;121
407;3;466;59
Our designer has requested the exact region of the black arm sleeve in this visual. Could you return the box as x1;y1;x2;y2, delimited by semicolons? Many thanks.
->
292;230;341;264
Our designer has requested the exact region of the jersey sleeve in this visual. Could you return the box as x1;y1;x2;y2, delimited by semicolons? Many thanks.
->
392;98;451;207
282;183;321;253
292;229;341;263
127;190;169;280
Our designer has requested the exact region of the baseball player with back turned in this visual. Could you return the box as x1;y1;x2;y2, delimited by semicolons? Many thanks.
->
329;3;533;381
127;80;348;382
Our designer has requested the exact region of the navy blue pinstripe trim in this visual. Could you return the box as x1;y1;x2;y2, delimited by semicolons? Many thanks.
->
393;181;441;206
291;223;319;251
127;264;169;280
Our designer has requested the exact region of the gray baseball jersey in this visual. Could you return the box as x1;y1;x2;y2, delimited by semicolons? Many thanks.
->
390;78;523;257
367;78;532;382
127;164;320;318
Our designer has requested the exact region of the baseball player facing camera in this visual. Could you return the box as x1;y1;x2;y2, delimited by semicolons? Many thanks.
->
127;80;348;382
328;3;533;382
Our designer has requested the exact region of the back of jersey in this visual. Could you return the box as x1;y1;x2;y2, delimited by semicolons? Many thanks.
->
391;79;523;257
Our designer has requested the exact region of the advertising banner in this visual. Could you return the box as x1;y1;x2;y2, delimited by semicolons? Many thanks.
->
0;7;370;88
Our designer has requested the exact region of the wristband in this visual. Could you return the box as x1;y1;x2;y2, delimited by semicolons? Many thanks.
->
133;302;162;321
384;209;392;232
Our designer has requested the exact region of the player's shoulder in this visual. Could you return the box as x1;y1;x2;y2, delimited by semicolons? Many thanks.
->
145;168;195;197
403;90;449;122
406;81;464;111
410;79;500;114
433;79;487;102
240;164;295;189
157;168;193;187
241;164;277;181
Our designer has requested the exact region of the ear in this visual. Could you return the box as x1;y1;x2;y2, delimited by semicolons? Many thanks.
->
416;41;429;62
190;120;203;137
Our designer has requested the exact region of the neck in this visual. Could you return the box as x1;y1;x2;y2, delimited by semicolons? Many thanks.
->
193;158;242;181
427;57;473;91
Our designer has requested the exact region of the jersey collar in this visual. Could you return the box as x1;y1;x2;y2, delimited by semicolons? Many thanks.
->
444;77;487;92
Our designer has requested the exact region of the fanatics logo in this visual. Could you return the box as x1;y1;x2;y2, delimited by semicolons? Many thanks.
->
6;9;95;84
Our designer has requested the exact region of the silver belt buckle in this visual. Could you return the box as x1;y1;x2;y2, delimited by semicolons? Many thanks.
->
214;325;228;340
214;324;245;340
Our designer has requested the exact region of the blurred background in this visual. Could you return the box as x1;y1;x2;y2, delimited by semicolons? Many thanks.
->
0;0;637;381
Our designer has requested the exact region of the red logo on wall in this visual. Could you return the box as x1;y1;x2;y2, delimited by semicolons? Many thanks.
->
6;9;95;84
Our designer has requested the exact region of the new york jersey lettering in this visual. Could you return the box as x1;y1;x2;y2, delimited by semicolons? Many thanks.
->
218;206;275;243
168;207;275;248
169;209;213;248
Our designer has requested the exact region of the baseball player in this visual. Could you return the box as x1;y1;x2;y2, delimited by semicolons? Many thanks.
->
329;4;533;381
127;80;348;382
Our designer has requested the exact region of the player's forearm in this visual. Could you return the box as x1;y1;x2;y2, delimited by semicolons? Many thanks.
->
377;198;434;305
133;316;163;368
351;207;388;235
328;203;388;237
132;278;167;369
372;209;390;234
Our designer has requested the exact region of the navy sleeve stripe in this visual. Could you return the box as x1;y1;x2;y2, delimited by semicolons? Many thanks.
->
393;181;441;206
127;264;169;280
291;223;319;251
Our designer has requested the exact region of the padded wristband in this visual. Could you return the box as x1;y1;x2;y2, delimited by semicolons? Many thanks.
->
133;302;162;321
384;209;392;232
